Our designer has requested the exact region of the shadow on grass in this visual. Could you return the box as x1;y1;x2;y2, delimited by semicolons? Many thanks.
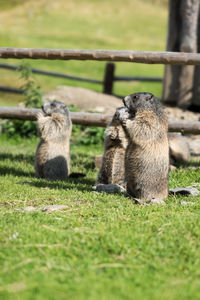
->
0;152;34;164
27;177;95;192
0;165;35;177
0;151;96;189
175;160;200;169
184;160;200;168
71;153;95;169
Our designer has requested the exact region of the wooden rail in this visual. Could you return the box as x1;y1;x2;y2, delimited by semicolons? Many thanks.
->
0;86;23;94
0;62;162;96
1;48;200;65
0;63;102;85
0;107;111;127
114;76;162;82
0;106;200;134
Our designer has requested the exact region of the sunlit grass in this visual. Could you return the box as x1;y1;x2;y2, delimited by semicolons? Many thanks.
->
0;0;167;105
0;135;200;300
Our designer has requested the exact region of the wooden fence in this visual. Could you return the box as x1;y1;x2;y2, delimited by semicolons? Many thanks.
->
0;107;200;134
0;61;162;96
1;48;200;64
0;47;200;133
2;47;200;96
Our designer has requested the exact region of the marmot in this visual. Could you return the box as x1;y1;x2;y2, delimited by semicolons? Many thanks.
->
120;92;169;200
34;100;72;180
96;107;129;187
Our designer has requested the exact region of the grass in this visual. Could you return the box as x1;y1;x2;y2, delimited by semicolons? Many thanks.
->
0;135;200;300
0;0;167;106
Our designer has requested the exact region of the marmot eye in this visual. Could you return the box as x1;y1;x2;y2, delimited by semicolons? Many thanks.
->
133;95;139;100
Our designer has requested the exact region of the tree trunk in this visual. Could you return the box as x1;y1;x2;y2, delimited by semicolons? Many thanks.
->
193;8;200;108
162;0;181;105
163;0;200;109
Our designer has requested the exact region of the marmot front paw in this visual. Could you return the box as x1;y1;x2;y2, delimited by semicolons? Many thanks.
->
115;107;130;122
110;131;118;140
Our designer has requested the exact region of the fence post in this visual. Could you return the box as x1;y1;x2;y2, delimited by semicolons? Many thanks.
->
103;63;115;94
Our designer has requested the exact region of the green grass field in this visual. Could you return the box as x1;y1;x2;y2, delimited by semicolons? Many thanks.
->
0;135;200;300
0;0;167;106
1;1;200;299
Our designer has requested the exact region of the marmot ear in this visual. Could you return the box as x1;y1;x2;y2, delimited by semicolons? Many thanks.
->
146;94;154;101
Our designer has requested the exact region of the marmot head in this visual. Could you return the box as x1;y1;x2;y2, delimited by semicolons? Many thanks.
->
123;92;160;114
42;100;70;118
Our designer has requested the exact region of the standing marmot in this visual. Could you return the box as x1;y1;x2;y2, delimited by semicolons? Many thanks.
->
120;92;169;200
96;107;129;187
34;100;72;180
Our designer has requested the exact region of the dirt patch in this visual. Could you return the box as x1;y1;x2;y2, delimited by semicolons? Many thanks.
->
165;107;200;156
43;86;122;114
166;106;200;122
44;86;200;121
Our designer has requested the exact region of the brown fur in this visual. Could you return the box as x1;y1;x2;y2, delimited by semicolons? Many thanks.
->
34;101;72;180
96;107;129;187
121;92;169;200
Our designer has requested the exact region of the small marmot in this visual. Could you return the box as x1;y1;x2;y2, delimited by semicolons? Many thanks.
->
34;100;72;180
96;107;129;187
120;92;169;200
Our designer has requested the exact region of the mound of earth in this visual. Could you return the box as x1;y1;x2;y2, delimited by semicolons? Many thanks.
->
43;86;122;114
43;85;200;121
165;106;200;155
166;106;200;122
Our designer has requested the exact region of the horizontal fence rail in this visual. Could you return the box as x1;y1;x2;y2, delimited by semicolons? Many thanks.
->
0;62;162;96
0;62;102;85
1;48;200;65
0;86;23;94
0;62;162;84
114;76;162;82
0;106;200;134
0;107;111;127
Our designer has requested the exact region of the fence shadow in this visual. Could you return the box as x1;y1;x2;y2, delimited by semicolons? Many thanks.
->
0;152;34;164
0;152;34;177
0;152;96;190
0;165;34;177
178;159;200;169
25;177;95;192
